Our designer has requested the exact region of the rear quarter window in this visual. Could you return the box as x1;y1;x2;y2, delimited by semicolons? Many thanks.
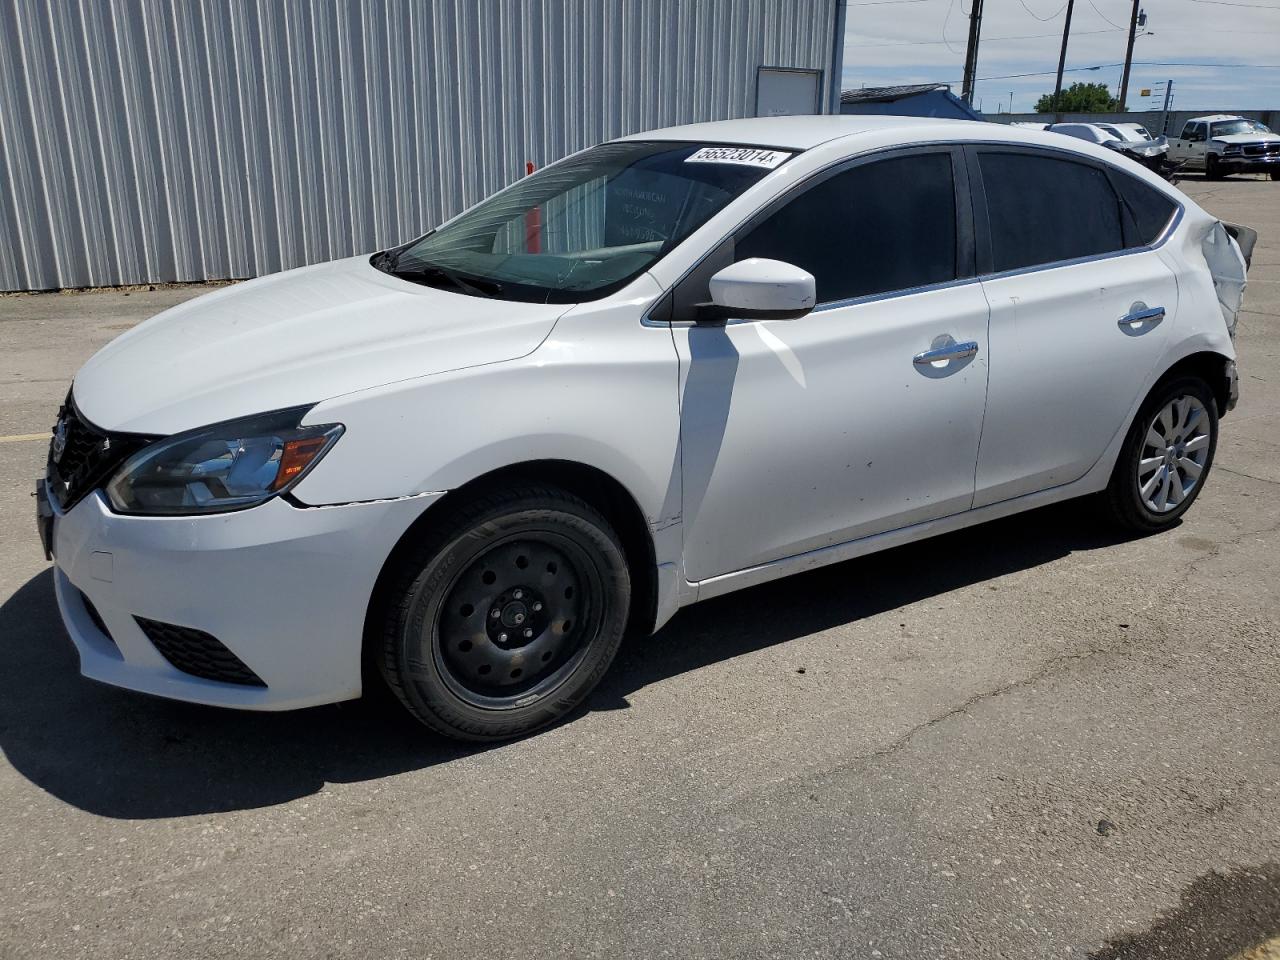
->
1109;172;1178;247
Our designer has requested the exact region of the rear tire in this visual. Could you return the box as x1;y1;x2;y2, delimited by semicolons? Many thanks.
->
377;486;630;741
1102;376;1219;533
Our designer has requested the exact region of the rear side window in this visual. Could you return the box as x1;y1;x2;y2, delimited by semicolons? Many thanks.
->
735;152;958;303
1111;172;1178;247
978;152;1123;272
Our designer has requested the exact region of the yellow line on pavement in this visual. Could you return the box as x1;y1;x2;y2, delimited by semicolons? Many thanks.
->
0;433;48;443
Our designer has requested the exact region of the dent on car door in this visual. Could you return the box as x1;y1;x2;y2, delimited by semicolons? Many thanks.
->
969;147;1179;508
670;147;991;584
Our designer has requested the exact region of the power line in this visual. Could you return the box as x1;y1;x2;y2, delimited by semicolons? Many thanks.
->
932;58;1280;83
847;26;1121;46
1017;0;1070;21
1085;0;1129;29
939;0;968;55
1134;58;1280;66
1186;0;1280;7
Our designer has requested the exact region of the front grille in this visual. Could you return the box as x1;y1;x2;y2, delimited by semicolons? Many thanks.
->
1242;143;1280;157
135;617;267;687
46;393;150;510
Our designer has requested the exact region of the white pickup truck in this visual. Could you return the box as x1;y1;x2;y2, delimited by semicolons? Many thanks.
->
1168;114;1280;179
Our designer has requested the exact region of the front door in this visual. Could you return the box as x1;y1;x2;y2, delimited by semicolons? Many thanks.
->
670;148;991;584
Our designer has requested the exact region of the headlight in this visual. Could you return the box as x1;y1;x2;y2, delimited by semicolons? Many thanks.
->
105;406;343;515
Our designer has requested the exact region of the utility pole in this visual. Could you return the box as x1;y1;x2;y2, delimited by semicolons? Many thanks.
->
960;0;985;106
1118;0;1143;110
1160;79;1174;135
1052;0;1076;119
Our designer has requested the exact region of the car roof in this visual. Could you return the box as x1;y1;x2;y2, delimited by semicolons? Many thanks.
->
613;114;975;150
610;115;1178;178
1190;114;1246;123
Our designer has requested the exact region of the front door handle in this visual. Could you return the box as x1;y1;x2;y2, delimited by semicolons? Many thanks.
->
913;339;979;365
1119;303;1165;331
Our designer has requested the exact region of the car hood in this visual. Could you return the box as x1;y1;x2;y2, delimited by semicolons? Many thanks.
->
73;256;569;434
1213;133;1280;145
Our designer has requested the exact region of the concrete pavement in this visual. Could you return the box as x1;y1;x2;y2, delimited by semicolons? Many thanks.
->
0;177;1277;959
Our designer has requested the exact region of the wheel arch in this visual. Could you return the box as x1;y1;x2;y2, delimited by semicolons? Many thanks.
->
361;459;659;689
1153;349;1236;416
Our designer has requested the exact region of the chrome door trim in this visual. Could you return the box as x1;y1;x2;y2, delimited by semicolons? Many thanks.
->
913;339;979;365
1118;304;1166;329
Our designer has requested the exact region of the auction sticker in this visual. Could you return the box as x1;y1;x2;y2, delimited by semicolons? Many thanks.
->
685;147;792;169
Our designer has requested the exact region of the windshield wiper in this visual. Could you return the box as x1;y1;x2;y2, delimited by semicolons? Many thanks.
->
393;261;502;299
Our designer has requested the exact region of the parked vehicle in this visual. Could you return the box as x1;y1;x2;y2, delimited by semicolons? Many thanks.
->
1048;122;1176;177
1168;115;1280;179
1114;122;1154;141
38;116;1250;741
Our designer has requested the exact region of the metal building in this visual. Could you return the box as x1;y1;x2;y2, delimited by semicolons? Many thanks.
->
0;0;843;292
841;84;983;122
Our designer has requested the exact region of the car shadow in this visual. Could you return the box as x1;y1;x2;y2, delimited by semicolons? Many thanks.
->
0;499;1158;819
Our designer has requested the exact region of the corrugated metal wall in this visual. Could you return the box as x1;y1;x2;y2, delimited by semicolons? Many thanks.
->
0;0;838;292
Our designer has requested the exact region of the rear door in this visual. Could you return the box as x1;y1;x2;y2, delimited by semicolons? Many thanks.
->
969;147;1180;507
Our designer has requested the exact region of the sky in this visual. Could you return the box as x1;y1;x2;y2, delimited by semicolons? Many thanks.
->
840;0;1280;114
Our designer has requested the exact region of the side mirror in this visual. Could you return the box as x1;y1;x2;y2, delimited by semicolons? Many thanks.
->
697;258;816;325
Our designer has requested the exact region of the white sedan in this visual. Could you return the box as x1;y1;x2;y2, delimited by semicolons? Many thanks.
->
38;116;1250;741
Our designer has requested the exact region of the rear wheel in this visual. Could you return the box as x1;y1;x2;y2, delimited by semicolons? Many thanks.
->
378;486;630;741
1103;376;1218;533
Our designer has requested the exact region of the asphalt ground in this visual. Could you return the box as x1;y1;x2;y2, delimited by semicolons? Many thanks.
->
1;175;1277;959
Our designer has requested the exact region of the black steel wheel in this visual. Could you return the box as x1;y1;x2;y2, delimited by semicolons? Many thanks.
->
377;485;630;741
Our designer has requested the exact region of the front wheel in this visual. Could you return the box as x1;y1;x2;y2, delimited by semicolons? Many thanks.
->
1102;376;1219;533
1269;170;1280;181
1205;155;1225;180
378;486;630;741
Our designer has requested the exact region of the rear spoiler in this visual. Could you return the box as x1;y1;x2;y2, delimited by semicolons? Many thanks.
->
1223;221;1257;269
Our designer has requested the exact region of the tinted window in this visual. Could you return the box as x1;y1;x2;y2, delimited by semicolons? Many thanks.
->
978;152;1123;272
735;152;958;303
1180;121;1197;140
1111;172;1178;247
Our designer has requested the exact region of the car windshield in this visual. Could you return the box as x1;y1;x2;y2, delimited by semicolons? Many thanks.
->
1211;119;1272;137
1097;124;1127;140
374;140;787;303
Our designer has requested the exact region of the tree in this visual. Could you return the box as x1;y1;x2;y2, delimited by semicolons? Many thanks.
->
1035;82;1120;114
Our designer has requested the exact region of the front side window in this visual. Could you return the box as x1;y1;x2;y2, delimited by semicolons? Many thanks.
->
734;152;959;304
377;141;782;303
978;152;1123;273
1180;121;1197;140
1210;118;1272;138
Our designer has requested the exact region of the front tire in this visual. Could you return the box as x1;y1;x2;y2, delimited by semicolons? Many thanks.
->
1103;376;1219;533
1205;155;1225;180
378;486;630;741
1269;170;1280;181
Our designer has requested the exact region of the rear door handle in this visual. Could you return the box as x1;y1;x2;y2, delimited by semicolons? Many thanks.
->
1119;304;1165;330
913;339;979;365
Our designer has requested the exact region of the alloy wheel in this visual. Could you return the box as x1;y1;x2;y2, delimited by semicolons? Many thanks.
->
1137;395;1212;513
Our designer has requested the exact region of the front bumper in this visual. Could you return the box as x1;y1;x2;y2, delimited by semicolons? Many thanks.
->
44;487;442;710
1217;153;1280;172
